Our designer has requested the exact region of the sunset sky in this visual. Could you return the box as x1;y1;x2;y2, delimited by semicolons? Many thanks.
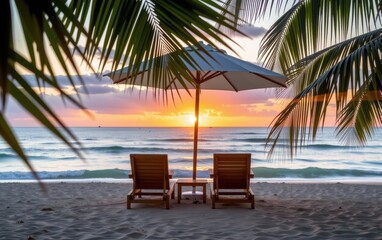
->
10;15;336;128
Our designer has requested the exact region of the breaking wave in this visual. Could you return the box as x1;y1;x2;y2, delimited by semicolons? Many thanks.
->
0;167;381;180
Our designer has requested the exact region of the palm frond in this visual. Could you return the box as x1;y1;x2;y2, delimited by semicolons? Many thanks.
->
288;28;382;95
0;113;46;191
3;0;243;181
266;32;382;157
259;0;381;72
259;2;303;71
1;0;95;180
221;0;292;23
257;0;382;158
76;0;240;102
0;0;11;107
336;73;382;145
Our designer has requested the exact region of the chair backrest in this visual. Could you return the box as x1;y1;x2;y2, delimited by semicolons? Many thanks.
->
130;154;170;190
213;153;251;190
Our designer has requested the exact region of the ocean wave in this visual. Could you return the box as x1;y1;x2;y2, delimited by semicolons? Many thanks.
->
0;167;381;180
266;143;357;150
305;144;356;150
84;138;97;141
364;161;382;166
295;158;318;163
0;153;17;159
1;152;64;160
252;167;382;178
0;169;129;180
152;138;212;142
269;143;382;150
28;155;53;160
231;132;261;135
85;146;193;154
231;138;269;143
84;146;258;154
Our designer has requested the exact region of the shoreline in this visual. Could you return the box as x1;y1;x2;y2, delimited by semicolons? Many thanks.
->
1;177;382;185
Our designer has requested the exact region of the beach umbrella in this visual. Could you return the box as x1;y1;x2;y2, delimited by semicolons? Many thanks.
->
105;41;287;181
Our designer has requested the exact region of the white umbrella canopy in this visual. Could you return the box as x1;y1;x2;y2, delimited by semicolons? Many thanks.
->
106;41;287;180
110;42;286;91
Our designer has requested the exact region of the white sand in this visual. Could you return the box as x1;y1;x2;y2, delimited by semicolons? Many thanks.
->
1;181;382;239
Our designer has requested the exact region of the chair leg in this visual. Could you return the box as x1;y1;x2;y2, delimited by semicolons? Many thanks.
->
251;194;255;209
165;196;170;209
211;196;215;209
127;195;131;209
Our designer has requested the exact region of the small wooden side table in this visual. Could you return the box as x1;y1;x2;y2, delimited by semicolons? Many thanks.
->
177;178;208;203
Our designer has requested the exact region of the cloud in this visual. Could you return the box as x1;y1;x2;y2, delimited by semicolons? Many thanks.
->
228;24;268;38
19;74;116;94
76;85;119;94
8;74;285;126
70;45;117;61
20;74;109;87
239;24;267;38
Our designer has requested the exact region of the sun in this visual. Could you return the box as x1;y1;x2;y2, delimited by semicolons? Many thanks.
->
188;115;197;124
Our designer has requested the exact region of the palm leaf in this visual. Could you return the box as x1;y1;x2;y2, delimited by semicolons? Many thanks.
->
254;0;382;158
3;0;244;182
1;0;95;182
259;0;381;72
289;28;382;95
77;0;241;101
0;113;45;191
266;32;382;157
336;73;382;145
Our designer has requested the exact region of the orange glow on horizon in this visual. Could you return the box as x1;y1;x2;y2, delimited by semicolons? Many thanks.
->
13;99;337;128
10;88;339;127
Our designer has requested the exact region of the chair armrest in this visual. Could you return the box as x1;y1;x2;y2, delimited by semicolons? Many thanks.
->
169;169;174;179
250;168;255;178
128;174;133;178
209;169;214;178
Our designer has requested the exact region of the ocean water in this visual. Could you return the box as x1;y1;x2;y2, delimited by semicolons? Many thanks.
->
0;127;382;182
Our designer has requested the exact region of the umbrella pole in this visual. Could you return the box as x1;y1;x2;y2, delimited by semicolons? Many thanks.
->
192;85;200;183
181;84;203;199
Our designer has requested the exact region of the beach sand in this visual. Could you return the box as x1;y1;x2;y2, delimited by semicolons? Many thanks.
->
1;182;381;239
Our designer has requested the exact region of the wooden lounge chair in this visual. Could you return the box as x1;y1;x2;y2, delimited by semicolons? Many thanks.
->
209;153;255;209
127;154;175;209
